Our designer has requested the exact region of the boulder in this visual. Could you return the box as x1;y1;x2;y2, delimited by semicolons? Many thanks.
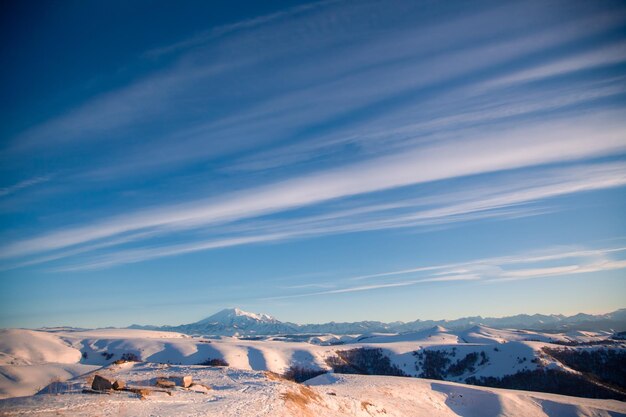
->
129;388;152;399
91;375;113;391
112;380;126;390
189;383;212;393
177;375;193;388
155;378;176;388
154;376;192;388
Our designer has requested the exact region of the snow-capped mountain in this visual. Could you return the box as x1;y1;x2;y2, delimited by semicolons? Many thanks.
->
195;308;280;326
129;308;626;336
171;308;299;336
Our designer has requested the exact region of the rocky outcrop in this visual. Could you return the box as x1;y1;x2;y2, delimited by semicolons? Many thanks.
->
91;375;113;391
112;380;126;390
154;375;193;388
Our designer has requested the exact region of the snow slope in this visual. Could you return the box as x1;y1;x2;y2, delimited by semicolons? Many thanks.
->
0;326;623;400
0;363;99;399
0;362;624;417
0;329;82;365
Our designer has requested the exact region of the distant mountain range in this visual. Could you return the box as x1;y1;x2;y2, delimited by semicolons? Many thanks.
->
129;307;626;336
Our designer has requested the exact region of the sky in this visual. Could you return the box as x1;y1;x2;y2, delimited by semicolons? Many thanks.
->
0;0;625;328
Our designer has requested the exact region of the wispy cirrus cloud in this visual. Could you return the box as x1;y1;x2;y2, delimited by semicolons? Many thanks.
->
144;0;339;58
496;261;626;281
2;0;625;283
0;176;52;198
4;1;624;181
2;0;626;327
2;113;625;262
6;158;626;272
350;246;626;283
483;40;626;89
266;276;483;300
266;245;626;300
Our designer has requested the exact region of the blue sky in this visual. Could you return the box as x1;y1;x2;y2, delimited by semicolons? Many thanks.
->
1;0;625;328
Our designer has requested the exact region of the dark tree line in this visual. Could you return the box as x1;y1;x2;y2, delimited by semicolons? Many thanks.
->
197;358;229;366
326;348;406;376
414;349;488;379
543;347;626;390
282;365;327;383
466;369;626;401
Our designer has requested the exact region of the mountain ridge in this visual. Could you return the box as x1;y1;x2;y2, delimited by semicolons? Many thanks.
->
128;308;626;336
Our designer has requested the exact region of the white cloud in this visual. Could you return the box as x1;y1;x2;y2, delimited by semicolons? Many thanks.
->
2;113;624;262
4;160;623;272
496;260;626;281
144;0;338;57
266;245;626;299
7;1;623;178
350;246;626;283
0;176;51;198
483;41;626;89
46;233;293;272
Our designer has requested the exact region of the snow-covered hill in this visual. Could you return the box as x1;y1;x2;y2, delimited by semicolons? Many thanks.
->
1;325;624;401
1;362;624;417
130;308;626;336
